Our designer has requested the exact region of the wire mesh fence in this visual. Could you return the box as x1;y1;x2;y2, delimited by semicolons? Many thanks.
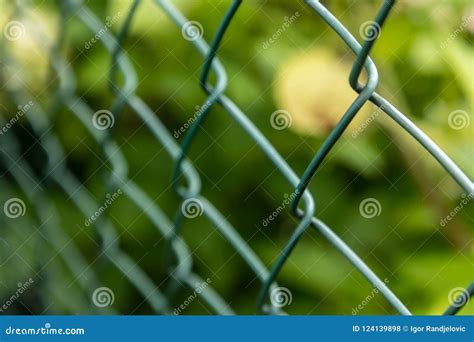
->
0;0;472;315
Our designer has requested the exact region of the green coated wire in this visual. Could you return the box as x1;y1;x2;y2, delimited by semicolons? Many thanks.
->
156;0;302;315
0;116;104;314
88;0;233;314
306;1;473;313
155;0;410;316
306;0;473;195
90;0;285;314
155;0;396;316
348;0;395;89
0;182;92;314
171;0;241;195
67;0;286;314
64;0;474;316
444;282;474;315
290;0;393;216
14;0;173;314
105;0;280;313
65;0;243;314
165;0;241;301
109;0;142;117
0;9;107;313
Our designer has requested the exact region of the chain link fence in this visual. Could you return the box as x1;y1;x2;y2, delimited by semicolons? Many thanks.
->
0;0;472;315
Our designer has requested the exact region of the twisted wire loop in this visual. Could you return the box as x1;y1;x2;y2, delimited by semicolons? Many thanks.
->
58;0;226;314
0;0;471;316
63;0;280;314
302;0;473;195
5;0;173;314
0;7;111;314
157;0;471;315
0;118;105;314
262;0;394;314
156;0;411;315
164;0;242;304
